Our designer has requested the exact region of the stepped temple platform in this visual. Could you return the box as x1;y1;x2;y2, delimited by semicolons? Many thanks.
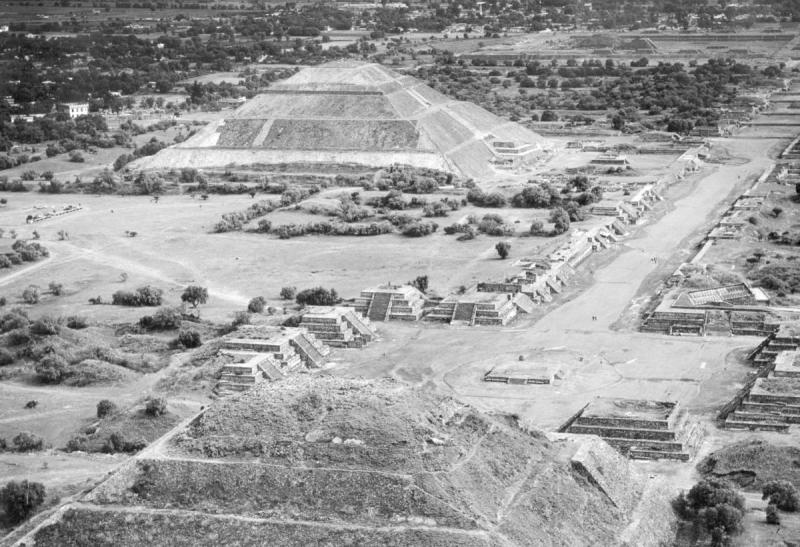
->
216;326;331;395
355;284;425;321
566;398;703;461
299;306;377;348
483;362;563;385
425;292;532;326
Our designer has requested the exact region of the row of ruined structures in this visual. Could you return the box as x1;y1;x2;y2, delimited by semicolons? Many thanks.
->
640;164;789;337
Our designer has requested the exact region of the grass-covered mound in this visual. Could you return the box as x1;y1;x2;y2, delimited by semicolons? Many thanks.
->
698;438;800;490
52;376;668;547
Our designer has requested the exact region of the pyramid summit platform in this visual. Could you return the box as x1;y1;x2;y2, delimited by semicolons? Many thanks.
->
134;61;552;179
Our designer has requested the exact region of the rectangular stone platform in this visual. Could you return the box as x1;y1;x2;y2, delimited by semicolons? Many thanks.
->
566;398;701;461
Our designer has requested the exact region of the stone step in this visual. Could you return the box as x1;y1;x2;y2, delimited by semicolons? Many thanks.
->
567;424;677;441
629;448;690;462
731;410;800;424
724;419;790;432
602;436;686;452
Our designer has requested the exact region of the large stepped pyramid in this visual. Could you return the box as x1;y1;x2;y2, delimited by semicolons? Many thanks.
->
132;61;551;179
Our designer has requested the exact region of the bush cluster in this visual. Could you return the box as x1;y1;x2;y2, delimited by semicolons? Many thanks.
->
296;287;340;307
112;285;163;307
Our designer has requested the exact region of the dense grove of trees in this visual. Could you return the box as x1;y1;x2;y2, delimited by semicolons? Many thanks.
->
421;58;784;130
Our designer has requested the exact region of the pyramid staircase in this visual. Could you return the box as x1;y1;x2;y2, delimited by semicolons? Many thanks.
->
341;309;376;346
216;353;282;396
452;302;477;324
366;292;392;321
290;331;330;368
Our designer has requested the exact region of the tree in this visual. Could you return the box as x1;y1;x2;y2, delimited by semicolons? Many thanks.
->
529;220;544;235
12;431;44;451
145;397;167;417
48;282;63;296
280;287;296;300
762;480;799;512
410;275;429;293
673;479;745;545
248;296;267;313
773;207;784;218
1;480;46;524
181;285;208;309
495;241;511;259
540;110;559;122
97;400;117;418
550;207;571;234
22;285;40;304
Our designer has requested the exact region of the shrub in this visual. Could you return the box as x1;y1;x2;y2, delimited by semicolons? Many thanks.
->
145;397;167;417
22;285;40;304
112;285;163;307
410;275;429;293
766;503;780;524
180;285;208;308
65;435;90;452
177;329;202;348
68;150;85;163
65;315;88;329
762;480;799;511
48;282;64;296
35;355;67;384
139;307;182;330
401;221;438;237
296;287;340;307
0;348;13;366
1;480;46;523
30;316;61;335
232;311;251;327
12;431;45;452
496;241;511;259
0;310;26;334
279;287;296;303
96;399;117;418
466;188;507;207
248;296;267;313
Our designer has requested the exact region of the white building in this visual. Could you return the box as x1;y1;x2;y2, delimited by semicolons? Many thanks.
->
58;102;89;118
